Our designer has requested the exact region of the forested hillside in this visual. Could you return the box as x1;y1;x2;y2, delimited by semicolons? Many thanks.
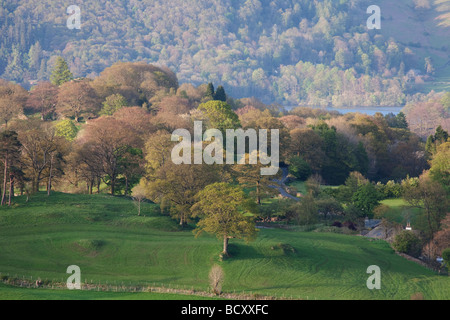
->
1;0;449;106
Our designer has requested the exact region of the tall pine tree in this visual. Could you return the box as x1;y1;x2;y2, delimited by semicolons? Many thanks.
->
214;85;227;102
50;57;73;86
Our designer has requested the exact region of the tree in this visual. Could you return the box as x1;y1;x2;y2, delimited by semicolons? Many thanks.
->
0;80;27;128
68;142;104;194
351;183;381;219
316;197;344;220
54;119;78;142
232;153;278;205
100;94;128;116
442;248;450;268
209;265;225;295
118;146;144;196
91;62;178;107
26;82;58;120
191;183;258;256
429;142;450;193
393;231;422;258
205;82;215;100
434;125;449;144
131;183;147;216
56;80;100;122
50;57;73;86
441;92;450;111
214;85;227;102
402;173;448;257
144;160;220;226
289;193;318;225
0;131;22;206
288;156;312;181
289;128;325;172
17;121;64;193
81;117;140;195
198;100;241;132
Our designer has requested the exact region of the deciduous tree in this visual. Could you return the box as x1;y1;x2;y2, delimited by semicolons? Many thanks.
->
56;80;100;122
191;182;258;256
0;80;27;128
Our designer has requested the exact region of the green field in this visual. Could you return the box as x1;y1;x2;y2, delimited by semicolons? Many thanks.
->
380;199;425;228
0;193;448;300
0;283;214;300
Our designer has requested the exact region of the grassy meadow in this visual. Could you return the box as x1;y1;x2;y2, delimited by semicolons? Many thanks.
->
0;192;448;300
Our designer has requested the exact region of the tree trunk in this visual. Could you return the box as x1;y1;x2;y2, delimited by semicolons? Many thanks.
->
8;174;14;206
223;235;229;256
256;181;261;205
111;179;115;195
47;155;54;196
124;177;129;196
179;215;184;226
34;175;40;193
1;155;8;206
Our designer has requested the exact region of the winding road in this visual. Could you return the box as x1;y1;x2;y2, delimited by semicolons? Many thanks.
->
269;167;300;201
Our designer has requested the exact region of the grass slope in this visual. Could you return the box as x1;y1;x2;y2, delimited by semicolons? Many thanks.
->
379;0;450;91
0;193;448;300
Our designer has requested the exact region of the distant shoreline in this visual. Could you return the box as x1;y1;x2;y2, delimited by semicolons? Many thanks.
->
286;106;403;116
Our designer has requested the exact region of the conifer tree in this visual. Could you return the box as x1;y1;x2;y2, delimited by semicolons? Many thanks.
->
50;57;73;86
214;85;227;102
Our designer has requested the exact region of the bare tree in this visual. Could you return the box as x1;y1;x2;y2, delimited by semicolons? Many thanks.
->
0;80;27;128
131;184;147;216
209;265;224;296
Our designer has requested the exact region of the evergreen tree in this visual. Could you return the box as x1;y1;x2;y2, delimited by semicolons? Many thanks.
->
395;112;408;129
50;57;73;86
205;82;215;99
214;85;227;102
434;125;449;143
425;135;436;157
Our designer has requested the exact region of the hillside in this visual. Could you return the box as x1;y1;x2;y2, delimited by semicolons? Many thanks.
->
1;0;449;106
0;193;448;300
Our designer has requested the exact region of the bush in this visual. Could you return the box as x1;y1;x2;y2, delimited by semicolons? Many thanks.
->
209;265;224;296
343;221;357;231
393;231;422;258
410;292;425;300
288;156;312;181
442;248;450;267
332;221;342;228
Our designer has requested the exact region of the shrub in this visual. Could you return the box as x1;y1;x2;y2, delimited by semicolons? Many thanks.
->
442;248;450;267
411;292;425;300
332;221;342;228
209;265;224;296
393;231;422;258
343;221;357;231
288;156;312;181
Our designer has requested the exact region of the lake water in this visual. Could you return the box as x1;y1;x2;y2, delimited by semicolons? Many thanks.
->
328;106;404;116
288;106;404;116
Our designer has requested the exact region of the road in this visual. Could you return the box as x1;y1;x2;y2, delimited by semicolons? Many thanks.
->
269;167;300;202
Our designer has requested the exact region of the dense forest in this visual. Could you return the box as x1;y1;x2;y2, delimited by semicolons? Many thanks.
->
1;0;449;106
